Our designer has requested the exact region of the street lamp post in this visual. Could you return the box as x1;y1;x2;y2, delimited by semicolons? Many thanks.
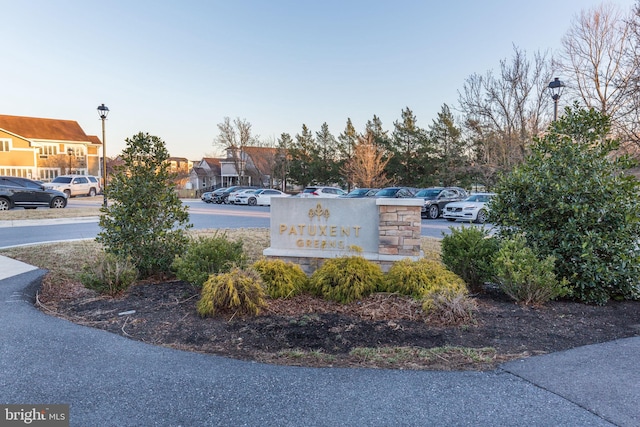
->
67;148;74;174
97;104;109;207
548;77;565;121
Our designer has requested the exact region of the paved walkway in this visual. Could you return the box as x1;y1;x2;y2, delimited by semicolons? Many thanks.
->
0;256;638;426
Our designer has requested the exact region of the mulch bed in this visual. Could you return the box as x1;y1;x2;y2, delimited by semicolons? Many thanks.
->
38;280;640;371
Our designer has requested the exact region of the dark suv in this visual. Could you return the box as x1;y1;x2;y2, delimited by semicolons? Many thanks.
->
414;187;468;219
0;176;67;210
213;186;256;204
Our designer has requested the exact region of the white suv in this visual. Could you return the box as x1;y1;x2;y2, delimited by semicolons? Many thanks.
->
44;175;101;198
299;186;347;198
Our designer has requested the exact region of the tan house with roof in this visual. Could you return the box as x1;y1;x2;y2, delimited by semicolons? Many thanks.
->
189;147;279;196
0;114;102;181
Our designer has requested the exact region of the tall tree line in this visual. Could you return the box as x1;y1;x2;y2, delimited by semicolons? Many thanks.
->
214;1;640;190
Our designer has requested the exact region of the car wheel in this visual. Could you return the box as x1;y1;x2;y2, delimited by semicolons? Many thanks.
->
50;197;67;209
0;198;11;210
428;205;439;219
474;209;488;224
248;197;257;206
64;189;71;198
88;188;96;197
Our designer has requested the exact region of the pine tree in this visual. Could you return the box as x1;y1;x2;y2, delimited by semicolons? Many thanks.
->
429;104;467;186
288;124;317;187
315;122;339;185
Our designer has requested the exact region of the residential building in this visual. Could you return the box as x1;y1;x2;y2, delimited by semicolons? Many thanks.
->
190;157;222;194
0;114;102;181
189;147;279;196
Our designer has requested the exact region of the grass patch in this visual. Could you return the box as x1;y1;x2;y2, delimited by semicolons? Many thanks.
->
349;346;498;369
0;207;101;220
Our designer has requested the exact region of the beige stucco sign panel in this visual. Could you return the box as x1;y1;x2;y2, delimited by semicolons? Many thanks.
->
266;197;379;257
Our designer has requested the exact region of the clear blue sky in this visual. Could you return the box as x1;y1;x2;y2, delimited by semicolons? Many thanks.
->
2;0;637;159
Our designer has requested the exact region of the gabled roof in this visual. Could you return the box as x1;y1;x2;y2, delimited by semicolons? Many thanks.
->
87;135;102;145
243;146;277;173
0;114;91;142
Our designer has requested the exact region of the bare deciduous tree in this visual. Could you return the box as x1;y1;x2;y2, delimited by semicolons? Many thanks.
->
557;3;638;149
341;132;391;188
214;117;257;185
458;45;552;179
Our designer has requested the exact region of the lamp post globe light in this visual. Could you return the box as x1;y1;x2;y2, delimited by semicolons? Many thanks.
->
548;77;565;121
97;104;109;207
66;147;74;174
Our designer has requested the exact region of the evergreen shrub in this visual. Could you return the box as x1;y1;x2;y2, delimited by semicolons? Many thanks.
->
252;259;308;299
440;226;499;293
493;235;569;305
309;256;383;303
172;234;246;287
197;268;266;317
383;258;467;298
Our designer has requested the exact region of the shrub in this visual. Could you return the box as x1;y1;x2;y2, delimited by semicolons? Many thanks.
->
440;226;500;292
197;268;266;317
383;258;467;299
493;235;569;305
491;105;640;304
422;288;478;325
172;234;246;287
80;251;138;296
252;259;308;299
309;256;383;303
97;132;191;278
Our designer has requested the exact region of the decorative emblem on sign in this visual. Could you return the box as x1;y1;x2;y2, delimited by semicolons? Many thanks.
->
309;203;330;219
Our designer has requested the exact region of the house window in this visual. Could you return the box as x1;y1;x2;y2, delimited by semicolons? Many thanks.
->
0;139;10;151
39;145;58;156
68;146;84;157
0;167;30;178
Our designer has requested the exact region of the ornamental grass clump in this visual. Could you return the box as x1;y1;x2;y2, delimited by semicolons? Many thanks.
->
80;251;138;296
422;288;478;325
383;258;467;299
309;256;383;303
252;259;308;299
172;233;246;287
197;268;266;317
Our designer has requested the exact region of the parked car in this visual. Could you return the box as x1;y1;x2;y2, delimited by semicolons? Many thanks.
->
299;186;347;198
201;188;227;203
43;174;100;198
0;176;67;210
212;186;255;204
442;193;496;224
240;189;290;206
341;188;379;198
374;187;416;198
414;187;468;219
228;188;258;204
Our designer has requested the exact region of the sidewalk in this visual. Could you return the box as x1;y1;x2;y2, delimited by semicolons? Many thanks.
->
0;261;638;426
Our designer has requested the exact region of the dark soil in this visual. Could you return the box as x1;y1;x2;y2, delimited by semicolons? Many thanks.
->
38;279;640;371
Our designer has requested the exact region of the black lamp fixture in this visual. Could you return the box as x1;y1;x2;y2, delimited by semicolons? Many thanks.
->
67;148;74;174
548;77;565;121
97;104;109;207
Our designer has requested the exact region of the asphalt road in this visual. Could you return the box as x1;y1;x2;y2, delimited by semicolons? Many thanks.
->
0;199;490;249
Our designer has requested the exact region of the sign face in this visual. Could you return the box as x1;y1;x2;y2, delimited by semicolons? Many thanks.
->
267;197;379;256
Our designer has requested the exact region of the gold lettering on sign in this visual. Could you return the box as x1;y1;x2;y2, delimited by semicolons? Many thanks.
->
277;202;364;252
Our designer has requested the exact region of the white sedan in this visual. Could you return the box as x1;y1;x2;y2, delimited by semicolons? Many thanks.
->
228;189;257;204
442;193;496;224
236;189;290;206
